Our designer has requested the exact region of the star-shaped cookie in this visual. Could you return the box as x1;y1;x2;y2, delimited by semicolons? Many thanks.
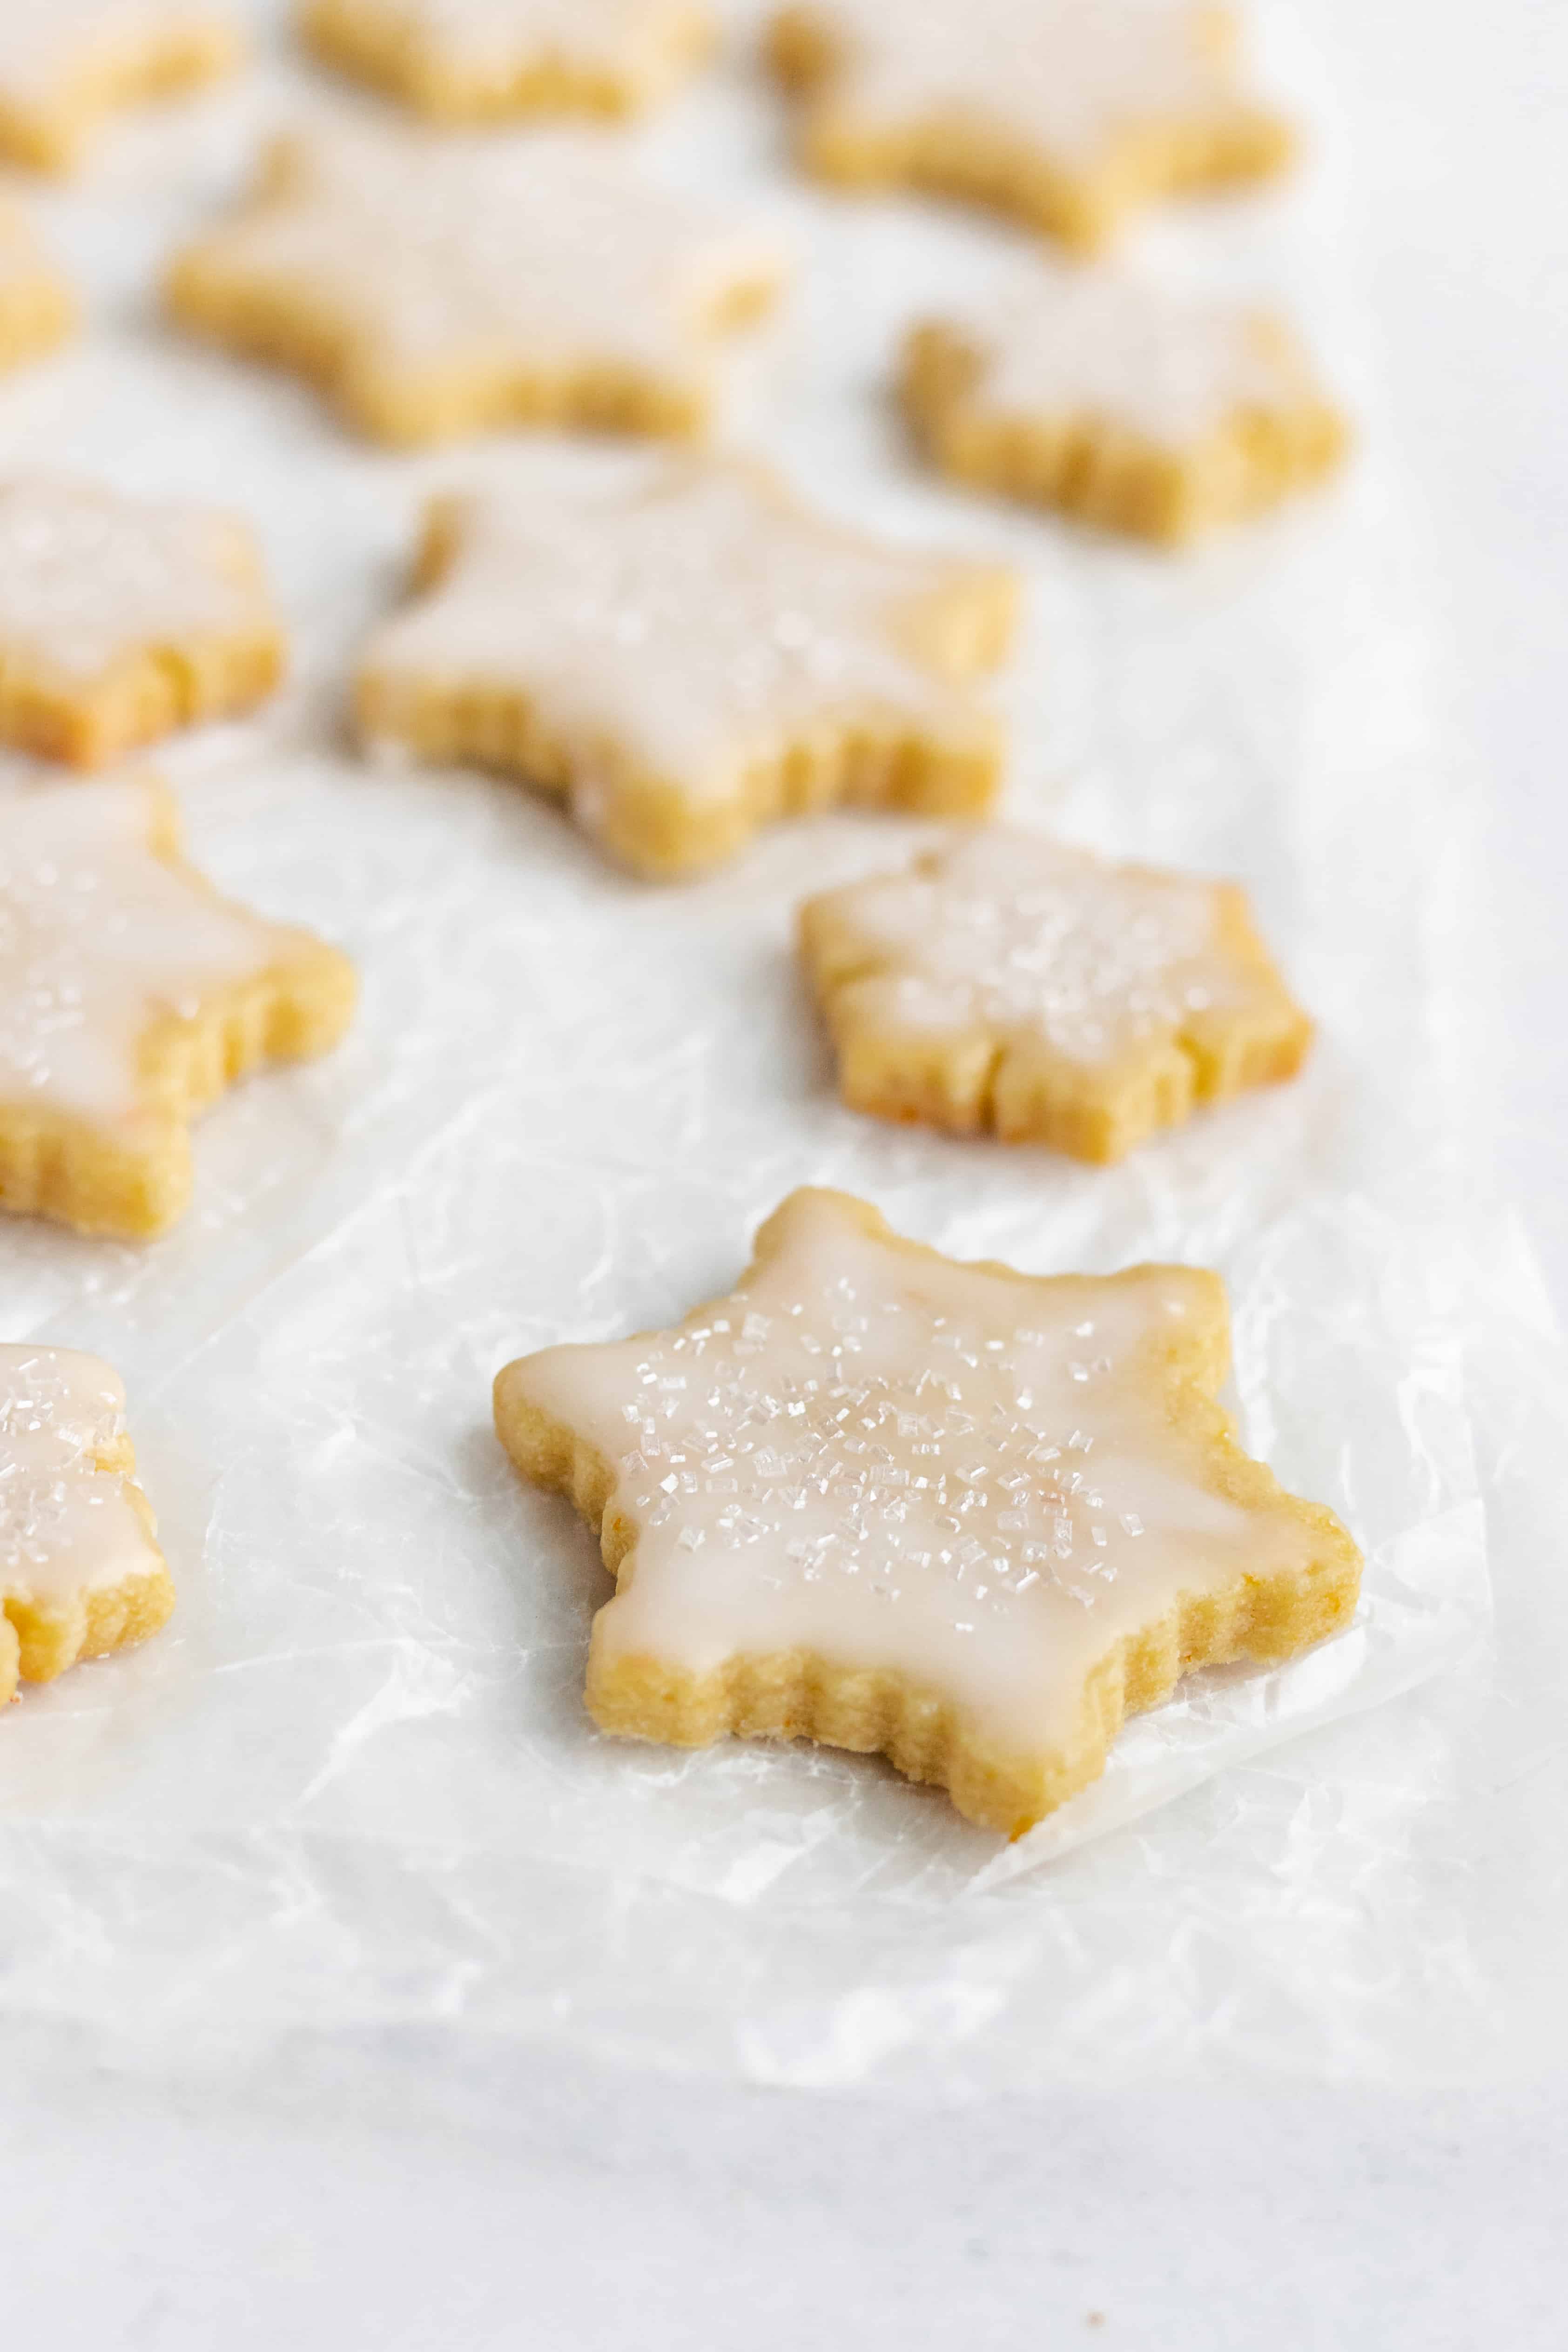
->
165;122;787;447
902;262;1348;544
1;1343;174;1704
0;2;240;174
0;775;357;1237
357;457;1018;878
0;475;285;769
297;0;713;124
0;206;75;377
767;0;1292;252
800;829;1312;1162
494;1189;1361;1836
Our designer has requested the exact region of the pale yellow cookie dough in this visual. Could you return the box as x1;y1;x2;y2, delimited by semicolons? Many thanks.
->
1;1344;174;1703
0;775;357;1239
494;1188;1361;1836
0;206;76;376
767;0;1292;253
0;476;284;769
356;456;1018;880
0;2;240;175
800;828;1312;1161
165;121;786;447
902;264;1347;544
297;0;713;123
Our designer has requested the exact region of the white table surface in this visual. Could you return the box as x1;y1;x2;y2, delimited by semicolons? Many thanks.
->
3;0;1566;2341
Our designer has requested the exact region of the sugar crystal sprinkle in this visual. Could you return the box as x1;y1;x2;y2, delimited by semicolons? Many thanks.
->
819;827;1247;1064
498;1194;1362;1827
506;1192;1334;1748
0;1342;159;1606
0;475;267;682
361;457;1008;811
172;121;782;409
931;259;1308;444
0;778;307;1126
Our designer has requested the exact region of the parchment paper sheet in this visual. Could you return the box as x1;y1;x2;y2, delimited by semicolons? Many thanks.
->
0;0;1555;2092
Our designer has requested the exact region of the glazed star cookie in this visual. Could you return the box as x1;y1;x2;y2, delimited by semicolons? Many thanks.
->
494;1189;1361;1836
800;829;1311;1162
0;2;240;174
0;476;284;769
0;775;357;1238
1;1344;174;1704
767;0;1292;252
357;457;1018;878
165;123;786;447
297;0;713;124
902;263;1348;544
0;207;76;376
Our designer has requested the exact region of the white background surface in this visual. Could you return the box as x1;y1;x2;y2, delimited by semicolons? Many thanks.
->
2;0;1566;2340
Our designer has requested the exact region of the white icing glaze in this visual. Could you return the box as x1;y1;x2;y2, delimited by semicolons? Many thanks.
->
327;0;700;83
821;829;1258;1064
800;0;1258;165
0;1;224;111
191;123;781;379
363;459;1001;810
0;777;310;1127
0;476;270;682
0;1344;161;1610
940;262;1299;444
516;1194;1318;1748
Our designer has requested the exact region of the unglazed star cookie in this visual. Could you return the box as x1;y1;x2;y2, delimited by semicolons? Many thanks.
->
767;0;1292;252
357;457;1018;878
297;0;712;123
165;123;786;447
1;1344;174;1703
0;775;357;1238
800;829;1311;1162
0;476;284;769
902;263;1347;544
0;2;240;174
494;1188;1360;1836
0;207;76;376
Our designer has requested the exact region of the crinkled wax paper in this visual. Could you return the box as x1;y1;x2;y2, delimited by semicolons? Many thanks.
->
0;0;1549;2091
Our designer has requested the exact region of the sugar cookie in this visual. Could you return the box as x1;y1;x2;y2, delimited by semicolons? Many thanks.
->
297;0;713;124
165;123;786;447
0;476;284;769
902;263;1347;544
0;775;357;1238
800;829;1311;1162
494;1188;1360;1836
767;0;1292;252
0;207;76;376
357;456;1018;878
0;2;240;174
1;1344;174;1703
